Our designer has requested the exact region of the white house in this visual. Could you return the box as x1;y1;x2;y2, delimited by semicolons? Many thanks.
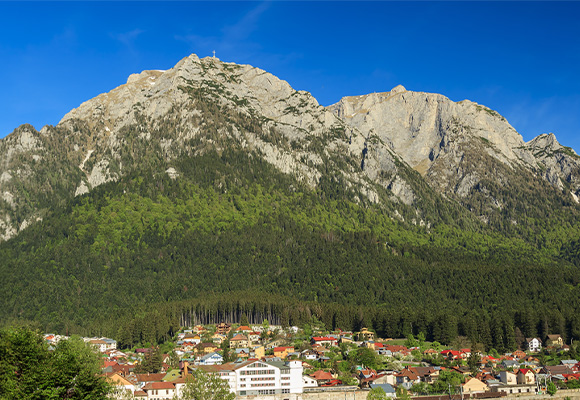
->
499;371;517;385
527;337;542;353
197;352;224;365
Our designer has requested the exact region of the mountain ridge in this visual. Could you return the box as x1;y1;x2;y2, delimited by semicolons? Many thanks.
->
1;53;579;242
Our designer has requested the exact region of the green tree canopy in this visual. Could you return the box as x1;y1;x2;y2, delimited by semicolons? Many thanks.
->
176;368;235;400
368;387;388;400
0;326;110;399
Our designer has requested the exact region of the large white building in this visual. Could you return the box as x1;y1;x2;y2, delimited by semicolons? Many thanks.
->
198;359;304;396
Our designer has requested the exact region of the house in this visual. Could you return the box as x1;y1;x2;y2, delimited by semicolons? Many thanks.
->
141;381;176;399
542;365;573;375
251;345;265;359
236;325;253;333
234;348;250;359
339;336;354;344
310;336;338;347
216;323;232;335
499;371;517;385
310;370;333;385
302;375;318;388
400;366;438;383
273;346;294;359
441;349;464;360
517;369;535;385
512;350;526;360
462;377;489;394
358;328;375;341
105;372;136;396
369;383;396;397
182;334;201;345
211;333;226;345
230;334;250;349
546;334;564;349
301;349;317;360
195;342;218;355
395;369;420;385
247;332;261;343
526;337;542;352
88;339;109;353
135;373;167;387
501;359;520;369
197;352;223;366
489;383;537;395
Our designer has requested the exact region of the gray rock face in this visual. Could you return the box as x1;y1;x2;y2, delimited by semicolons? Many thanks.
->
329;86;576;200
525;133;580;197
0;54;578;240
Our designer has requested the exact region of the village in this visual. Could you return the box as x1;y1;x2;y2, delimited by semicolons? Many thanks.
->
44;324;580;400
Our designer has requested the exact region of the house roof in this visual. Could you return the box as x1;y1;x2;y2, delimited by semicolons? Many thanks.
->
310;370;333;380
136;373;166;382
142;381;175;390
370;383;396;394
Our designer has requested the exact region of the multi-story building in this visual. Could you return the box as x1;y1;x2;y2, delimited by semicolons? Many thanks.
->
197;359;304;397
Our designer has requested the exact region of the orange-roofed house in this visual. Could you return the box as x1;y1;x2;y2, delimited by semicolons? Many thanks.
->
230;334;250;349
310;370;333;384
236;325;252;333
513;350;526;360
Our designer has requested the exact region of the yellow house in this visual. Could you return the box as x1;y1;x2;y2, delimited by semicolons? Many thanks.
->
252;345;265;358
463;377;489;394
546;334;564;348
230;334;250;348
273;346;294;359
359;328;375;341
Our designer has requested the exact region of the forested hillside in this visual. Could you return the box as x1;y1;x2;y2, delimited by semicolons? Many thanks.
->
1;147;579;352
2;54;580;352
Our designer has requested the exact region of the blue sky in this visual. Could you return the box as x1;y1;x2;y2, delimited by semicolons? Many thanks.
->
1;1;579;151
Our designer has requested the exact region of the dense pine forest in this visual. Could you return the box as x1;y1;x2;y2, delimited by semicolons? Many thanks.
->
1;146;579;353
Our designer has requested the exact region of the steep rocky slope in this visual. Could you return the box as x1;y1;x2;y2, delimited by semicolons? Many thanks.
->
1;53;579;241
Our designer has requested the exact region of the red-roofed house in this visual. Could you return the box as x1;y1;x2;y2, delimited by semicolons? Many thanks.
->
310;337;338;347
441;350;464;360
517;369;535;385
273;346;294;359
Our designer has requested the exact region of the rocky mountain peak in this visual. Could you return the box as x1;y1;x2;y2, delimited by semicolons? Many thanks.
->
1;54;579;241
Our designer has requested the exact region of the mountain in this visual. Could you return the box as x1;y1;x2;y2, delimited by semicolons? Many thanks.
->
2;54;579;242
1;54;580;346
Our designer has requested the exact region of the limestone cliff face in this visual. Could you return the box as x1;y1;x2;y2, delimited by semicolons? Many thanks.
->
0;54;578;240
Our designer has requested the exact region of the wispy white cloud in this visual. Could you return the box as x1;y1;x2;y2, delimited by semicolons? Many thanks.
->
175;2;274;61
111;28;144;50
